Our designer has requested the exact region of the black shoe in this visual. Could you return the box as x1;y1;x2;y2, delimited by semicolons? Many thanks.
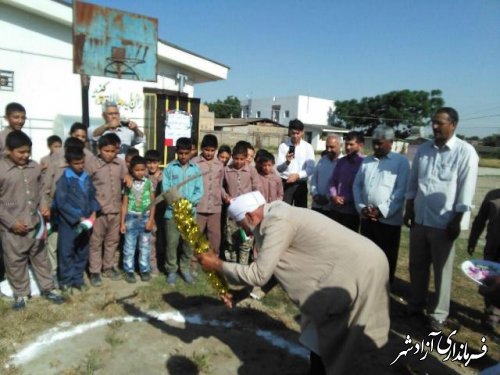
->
140;272;151;282
41;290;65;305
427;318;446;332
103;268;121;281
90;273;102;287
125;272;136;284
12;296;28;310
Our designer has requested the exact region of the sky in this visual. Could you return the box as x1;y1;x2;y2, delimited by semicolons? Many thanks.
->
90;0;500;137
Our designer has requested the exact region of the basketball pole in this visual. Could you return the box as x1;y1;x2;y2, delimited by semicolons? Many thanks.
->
81;74;90;128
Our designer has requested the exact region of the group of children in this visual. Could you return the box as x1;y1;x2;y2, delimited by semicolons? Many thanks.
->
0;101;284;310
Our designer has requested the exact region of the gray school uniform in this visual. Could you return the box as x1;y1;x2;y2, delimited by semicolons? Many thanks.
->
0;158;54;296
86;155;127;274
258;173;284;203
223;164;262;200
193;155;224;253
0;127;13;157
222;164;262;262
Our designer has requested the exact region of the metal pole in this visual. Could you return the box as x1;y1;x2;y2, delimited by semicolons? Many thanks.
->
81;74;90;128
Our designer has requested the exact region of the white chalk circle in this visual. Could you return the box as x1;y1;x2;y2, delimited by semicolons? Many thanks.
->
9;309;309;374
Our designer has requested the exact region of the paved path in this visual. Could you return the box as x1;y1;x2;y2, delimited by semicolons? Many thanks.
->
478;167;500;176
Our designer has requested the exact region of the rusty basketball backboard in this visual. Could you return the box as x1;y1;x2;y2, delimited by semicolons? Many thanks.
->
73;1;158;82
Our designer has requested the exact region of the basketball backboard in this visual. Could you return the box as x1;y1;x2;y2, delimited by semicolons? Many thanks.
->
73;1;158;82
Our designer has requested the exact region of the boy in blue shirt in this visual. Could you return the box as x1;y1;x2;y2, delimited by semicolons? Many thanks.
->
162;137;203;285
54;147;100;293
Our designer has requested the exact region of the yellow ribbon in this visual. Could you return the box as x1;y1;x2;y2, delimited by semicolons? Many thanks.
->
172;198;229;296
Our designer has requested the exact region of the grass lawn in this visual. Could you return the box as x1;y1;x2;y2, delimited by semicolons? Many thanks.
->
479;157;500;168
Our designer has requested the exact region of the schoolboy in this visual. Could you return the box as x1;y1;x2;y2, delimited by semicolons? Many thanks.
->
120;156;155;283
0;131;64;309
256;150;283;203
0;102;26;156
69;122;88;144
87;133;128;287
217;145;231;166
217;144;232;254
125;147;139;169
193;134;224;255
145;149;163;273
40;137;89;284
0;103;27;284
54;147;100;293
163;137;203;285
222;143;262;264
40;135;62;172
145;149;163;190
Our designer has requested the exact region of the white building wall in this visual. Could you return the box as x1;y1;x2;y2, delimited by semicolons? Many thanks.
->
0;2;194;160
297;95;334;126
242;95;336;150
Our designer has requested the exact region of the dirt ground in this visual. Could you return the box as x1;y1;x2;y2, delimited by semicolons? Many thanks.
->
7;278;496;375
8;282;310;375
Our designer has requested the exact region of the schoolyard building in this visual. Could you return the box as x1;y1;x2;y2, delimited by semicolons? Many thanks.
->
240;95;348;151
0;0;229;161
211;117;288;149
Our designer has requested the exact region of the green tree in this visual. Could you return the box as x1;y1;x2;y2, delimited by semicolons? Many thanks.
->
205;95;241;118
482;134;500;147
329;89;445;137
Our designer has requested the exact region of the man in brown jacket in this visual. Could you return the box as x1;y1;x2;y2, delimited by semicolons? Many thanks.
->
198;191;390;375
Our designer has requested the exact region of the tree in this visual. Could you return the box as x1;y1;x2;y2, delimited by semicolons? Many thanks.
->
205;96;241;118
329;89;445;137
482;134;500;147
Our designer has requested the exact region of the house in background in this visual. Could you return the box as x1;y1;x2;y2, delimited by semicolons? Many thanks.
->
0;0;228;160
209;117;287;149
240;95;348;151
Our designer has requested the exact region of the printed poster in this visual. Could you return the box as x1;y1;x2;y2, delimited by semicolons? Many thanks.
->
164;110;192;146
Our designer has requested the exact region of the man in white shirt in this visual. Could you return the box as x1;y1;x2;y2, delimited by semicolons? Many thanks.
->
404;107;479;330
92;102;144;157
276;119;315;208
353;126;409;285
311;135;342;217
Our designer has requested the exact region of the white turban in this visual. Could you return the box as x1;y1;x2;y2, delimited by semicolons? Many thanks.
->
228;191;266;221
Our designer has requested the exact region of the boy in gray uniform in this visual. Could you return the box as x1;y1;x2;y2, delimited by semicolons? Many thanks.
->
0;131;64;310
87;133;128;286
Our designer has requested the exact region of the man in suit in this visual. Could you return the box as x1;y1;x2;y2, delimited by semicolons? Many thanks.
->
198;191;390;375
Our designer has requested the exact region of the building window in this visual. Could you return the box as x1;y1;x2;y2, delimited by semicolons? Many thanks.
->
256;111;261;117
305;131;313;143
0;70;14;91
285;110;290;118
271;105;281;122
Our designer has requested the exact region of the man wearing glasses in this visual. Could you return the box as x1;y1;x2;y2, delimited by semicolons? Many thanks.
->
92;102;144;157
404;107;479;331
